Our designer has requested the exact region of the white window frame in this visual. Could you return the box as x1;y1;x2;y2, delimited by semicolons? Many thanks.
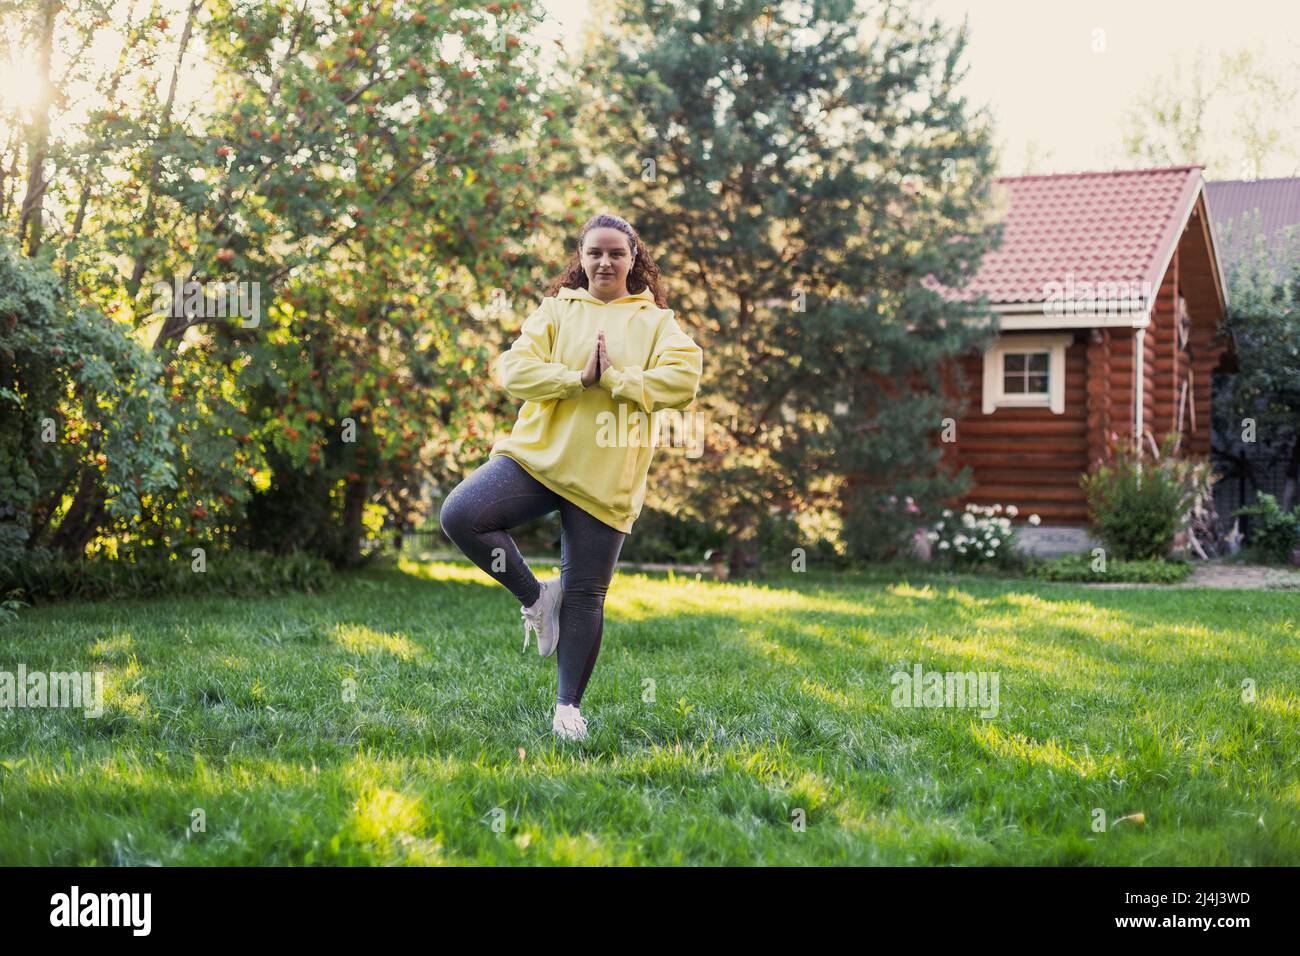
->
982;333;1072;415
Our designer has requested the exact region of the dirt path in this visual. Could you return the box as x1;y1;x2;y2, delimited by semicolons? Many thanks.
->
1180;561;1300;589
1078;561;1300;589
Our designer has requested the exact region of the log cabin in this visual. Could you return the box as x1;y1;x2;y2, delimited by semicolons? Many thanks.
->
934;165;1234;556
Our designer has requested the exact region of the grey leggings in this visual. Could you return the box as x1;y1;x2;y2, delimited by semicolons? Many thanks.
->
438;454;626;707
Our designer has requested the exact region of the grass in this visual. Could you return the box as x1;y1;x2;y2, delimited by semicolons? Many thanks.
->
1;557;1297;865
1028;553;1194;584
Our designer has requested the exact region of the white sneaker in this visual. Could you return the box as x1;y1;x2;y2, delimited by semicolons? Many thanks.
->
552;703;588;741
521;578;562;657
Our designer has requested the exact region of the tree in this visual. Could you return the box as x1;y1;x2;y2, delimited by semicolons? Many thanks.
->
1;0;579;562
1211;213;1300;512
1121;45;1300;179
569;0;1000;569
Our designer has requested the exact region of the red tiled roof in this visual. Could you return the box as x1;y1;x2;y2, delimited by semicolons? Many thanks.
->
940;165;1206;306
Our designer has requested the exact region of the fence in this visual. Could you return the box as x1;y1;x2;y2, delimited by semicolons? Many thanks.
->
1212;449;1297;540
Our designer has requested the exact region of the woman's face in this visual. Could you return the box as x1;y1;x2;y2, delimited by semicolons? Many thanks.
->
581;227;634;297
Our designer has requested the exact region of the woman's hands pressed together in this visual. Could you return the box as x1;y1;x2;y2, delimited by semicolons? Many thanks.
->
580;331;613;388
597;333;611;379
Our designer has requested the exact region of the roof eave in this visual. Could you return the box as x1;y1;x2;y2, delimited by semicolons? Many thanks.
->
1199;190;1231;315
964;306;1151;331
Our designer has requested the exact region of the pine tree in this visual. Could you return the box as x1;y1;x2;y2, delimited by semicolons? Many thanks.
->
574;0;1001;568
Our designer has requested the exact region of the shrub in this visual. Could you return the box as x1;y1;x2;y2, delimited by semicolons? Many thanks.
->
617;506;726;564
0;550;333;605
1;240;176;562
842;490;932;562
928;503;1037;569
0;591;27;624
1028;553;1192;583
1080;440;1197;560
1235;493;1300;565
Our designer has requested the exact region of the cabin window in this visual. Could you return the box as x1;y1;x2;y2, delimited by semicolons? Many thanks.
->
982;333;1072;415
1002;351;1050;394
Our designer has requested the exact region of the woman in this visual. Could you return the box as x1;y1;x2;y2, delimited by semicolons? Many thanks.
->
439;213;704;741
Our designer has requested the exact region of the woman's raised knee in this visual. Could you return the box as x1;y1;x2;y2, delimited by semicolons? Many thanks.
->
438;489;471;542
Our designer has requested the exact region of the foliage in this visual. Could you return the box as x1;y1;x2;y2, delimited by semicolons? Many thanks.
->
1028;553;1193;584
928;503;1036;570
1234;492;1300;565
1210;211;1300;514
0;240;175;563
1120;46;1300;178
0;0;577;566
0;592;27;624
754;507;846;567
0;549;332;605
618;507;726;565
1081;438;1199;560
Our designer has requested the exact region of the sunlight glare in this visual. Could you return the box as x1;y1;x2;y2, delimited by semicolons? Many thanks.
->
0;49;45;117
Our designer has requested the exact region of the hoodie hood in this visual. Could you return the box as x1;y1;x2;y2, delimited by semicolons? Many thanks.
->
557;286;656;309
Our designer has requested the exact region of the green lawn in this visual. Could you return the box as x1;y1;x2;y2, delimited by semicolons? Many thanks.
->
2;559;1297;865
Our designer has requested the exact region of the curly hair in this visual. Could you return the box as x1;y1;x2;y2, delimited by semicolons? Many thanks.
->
543;213;668;309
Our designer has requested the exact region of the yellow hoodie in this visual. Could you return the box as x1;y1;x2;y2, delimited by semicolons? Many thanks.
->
489;285;704;533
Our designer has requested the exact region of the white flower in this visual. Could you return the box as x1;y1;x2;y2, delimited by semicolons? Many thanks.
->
1029;514;1041;526
1006;505;1018;517
935;521;945;530
999;518;1011;531
927;531;939;541
992;504;1003;513
962;513;976;528
990;538;1000;547
938;540;950;550
942;509;952;518
984;550;994;558
956;545;967;554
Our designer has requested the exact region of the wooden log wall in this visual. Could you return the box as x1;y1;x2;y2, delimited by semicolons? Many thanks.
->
939;333;1091;525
